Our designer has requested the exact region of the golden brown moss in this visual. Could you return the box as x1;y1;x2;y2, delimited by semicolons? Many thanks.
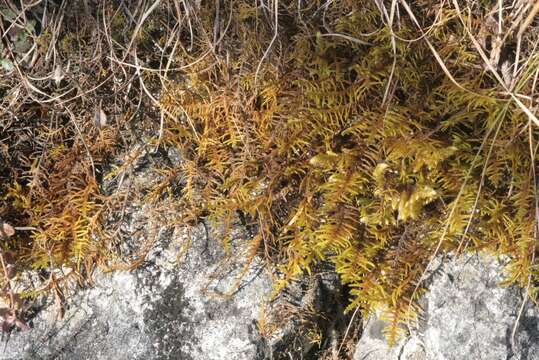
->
158;0;539;343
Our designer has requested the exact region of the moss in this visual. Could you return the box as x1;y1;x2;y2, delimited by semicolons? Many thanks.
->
1;0;538;348
158;0;539;344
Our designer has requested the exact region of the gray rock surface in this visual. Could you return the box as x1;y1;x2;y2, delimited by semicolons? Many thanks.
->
354;253;539;360
353;315;425;360
422;254;539;360
3;222;272;360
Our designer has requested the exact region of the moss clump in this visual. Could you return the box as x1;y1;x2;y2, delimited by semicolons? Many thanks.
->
158;0;539;343
1;0;539;349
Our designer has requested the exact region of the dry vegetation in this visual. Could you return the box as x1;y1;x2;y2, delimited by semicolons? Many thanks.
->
0;0;539;355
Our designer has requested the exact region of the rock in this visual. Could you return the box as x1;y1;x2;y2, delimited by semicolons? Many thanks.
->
422;253;539;360
353;315;425;360
353;253;539;360
2;222;272;360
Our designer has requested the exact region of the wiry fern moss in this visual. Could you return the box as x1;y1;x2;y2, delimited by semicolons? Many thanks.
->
0;0;537;346
159;1;539;343
4;126;117;272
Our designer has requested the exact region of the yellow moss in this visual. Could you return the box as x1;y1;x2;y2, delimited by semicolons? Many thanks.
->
158;0;539;344
2;0;538;347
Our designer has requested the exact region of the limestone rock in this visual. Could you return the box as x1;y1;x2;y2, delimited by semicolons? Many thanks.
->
2;223;272;360
353;315;425;360
422;254;538;360
354;253;539;360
